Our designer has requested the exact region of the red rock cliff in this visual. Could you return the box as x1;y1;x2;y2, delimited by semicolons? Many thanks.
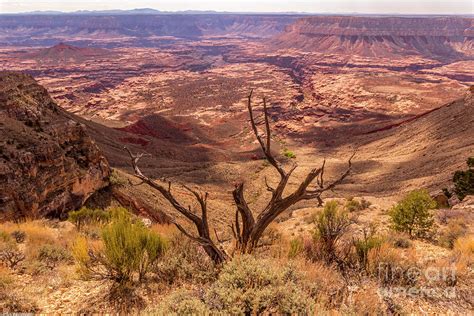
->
271;16;474;58
0;72;110;220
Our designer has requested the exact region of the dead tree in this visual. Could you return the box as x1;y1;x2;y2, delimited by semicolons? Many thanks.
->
125;90;353;263
231;91;353;253
124;148;228;264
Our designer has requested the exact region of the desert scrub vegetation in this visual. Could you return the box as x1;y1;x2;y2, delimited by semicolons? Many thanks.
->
0;236;24;270
282;148;296;159
308;201;351;263
438;218;468;249
149;256;323;315
156;232;217;285
345;197;371;212
206;255;314;314
452;157;474;201
109;168;127;187
68;207;111;230
37;244;73;270
389;189;436;238
353;224;383;271
73;207;167;285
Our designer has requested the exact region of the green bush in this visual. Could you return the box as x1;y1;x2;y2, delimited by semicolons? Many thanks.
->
453;157;474;201
205;255;314;314
101;209;167;283
68;207;111;230
283;149;296;159
312;201;351;263
73;208;167;284
389;190;436;238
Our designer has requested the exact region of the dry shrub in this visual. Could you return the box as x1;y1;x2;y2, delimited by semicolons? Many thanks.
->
367;242;417;286
307;201;351;264
387;232;412;249
0;232;24;270
452;235;474;275
293;259;345;309
16;221;56;260
259;223;283;247
345;197;371;212
438;219;468;249
37;244;73;270
346;286;386;315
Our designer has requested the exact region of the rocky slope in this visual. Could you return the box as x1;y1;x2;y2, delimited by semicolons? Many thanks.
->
270;16;474;59
0;72;110;220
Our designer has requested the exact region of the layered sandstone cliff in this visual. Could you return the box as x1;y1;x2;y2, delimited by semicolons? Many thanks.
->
0;72;110;220
271;16;474;58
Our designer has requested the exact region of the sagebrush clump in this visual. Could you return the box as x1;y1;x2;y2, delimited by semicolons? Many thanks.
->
205;255;314;314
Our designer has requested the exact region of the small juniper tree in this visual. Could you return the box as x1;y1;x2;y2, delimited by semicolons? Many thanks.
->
389;190;436;238
453;157;474;201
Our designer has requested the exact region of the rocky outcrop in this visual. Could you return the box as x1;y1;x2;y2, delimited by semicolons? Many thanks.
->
270;16;474;59
0;72;110;220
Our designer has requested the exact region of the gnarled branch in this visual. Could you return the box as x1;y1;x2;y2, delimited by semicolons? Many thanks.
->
124;146;228;264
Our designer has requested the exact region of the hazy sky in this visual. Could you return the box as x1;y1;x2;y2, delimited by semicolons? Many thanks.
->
1;0;472;14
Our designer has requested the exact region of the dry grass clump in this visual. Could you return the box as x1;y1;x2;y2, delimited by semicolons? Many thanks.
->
1;220;75;274
452;235;474;273
345;197;372;212
367;242;418;286
344;285;388;315
438;219;468;249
